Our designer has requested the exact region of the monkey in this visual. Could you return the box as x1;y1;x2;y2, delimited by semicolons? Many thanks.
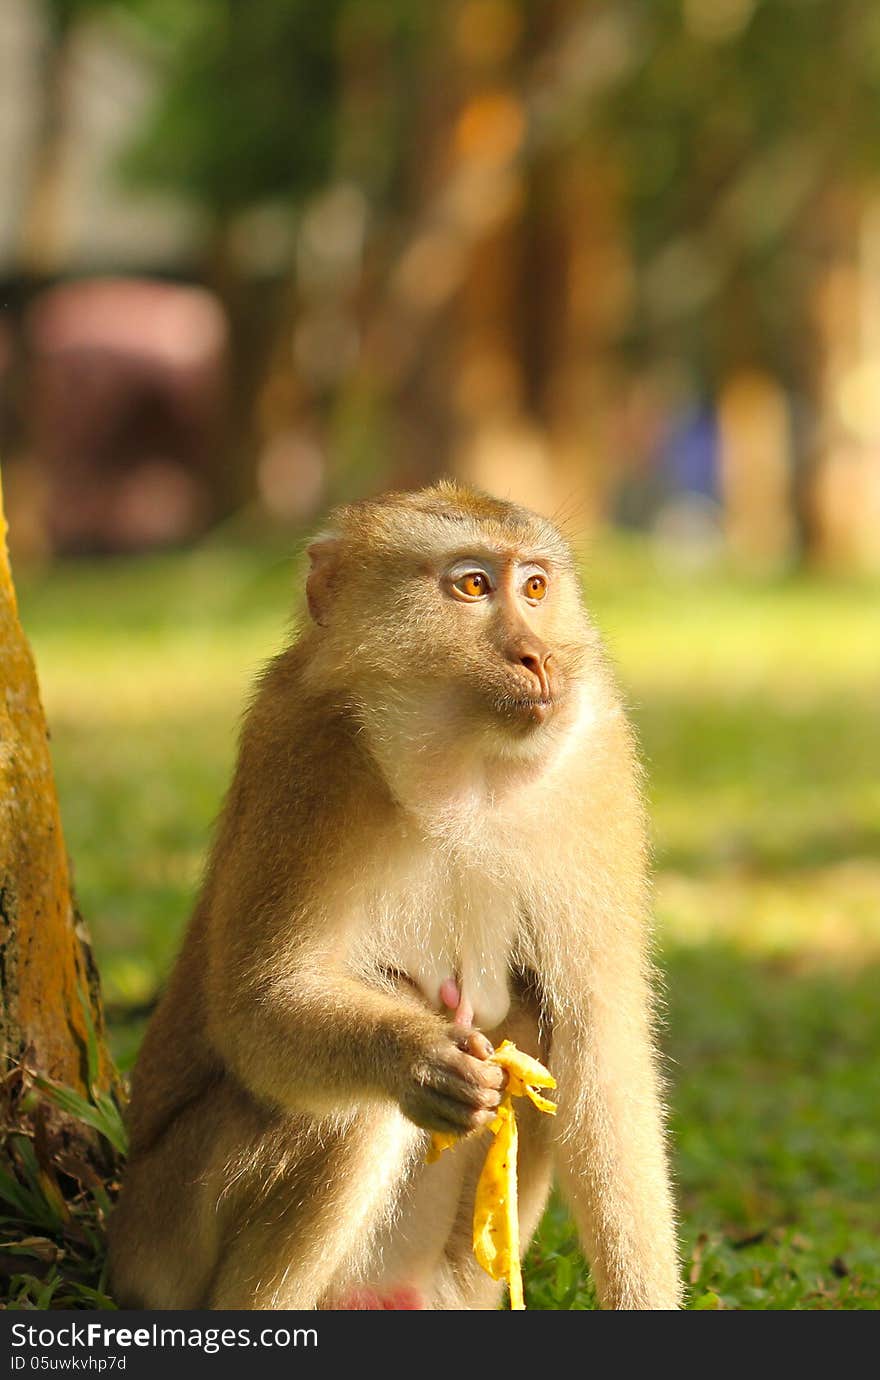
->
107;481;682;1310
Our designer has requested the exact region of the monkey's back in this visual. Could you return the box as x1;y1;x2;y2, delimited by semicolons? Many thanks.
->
123;906;220;1157
122;644;386;1157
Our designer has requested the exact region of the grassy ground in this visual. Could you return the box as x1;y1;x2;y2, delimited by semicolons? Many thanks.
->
14;533;880;1310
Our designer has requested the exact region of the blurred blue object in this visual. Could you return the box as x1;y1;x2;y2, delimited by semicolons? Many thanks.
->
662;405;720;500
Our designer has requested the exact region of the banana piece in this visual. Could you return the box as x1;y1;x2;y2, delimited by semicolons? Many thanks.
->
427;1040;557;1310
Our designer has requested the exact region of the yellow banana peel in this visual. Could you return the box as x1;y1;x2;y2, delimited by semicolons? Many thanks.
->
427;1039;557;1310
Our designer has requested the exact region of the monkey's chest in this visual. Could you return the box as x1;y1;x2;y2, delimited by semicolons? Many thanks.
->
371;863;518;1031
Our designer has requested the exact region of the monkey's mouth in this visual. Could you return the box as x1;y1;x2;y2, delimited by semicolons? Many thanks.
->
498;694;556;726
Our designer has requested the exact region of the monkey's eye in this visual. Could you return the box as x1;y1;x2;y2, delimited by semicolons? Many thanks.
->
524;572;548;602
452;571;491;600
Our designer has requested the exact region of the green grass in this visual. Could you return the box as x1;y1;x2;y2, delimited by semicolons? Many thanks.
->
13;533;880;1309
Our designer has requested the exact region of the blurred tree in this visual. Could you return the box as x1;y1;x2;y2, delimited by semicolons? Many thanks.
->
348;0;638;521
113;1;646;516
19;0;122;276
101;0;880;548
118;0;433;511
118;0;351;511
596;0;880;556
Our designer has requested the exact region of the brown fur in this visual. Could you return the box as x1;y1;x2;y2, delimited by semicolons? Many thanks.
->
108;481;682;1309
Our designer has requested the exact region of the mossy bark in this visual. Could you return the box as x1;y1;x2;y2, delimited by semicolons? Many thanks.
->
0;471;116;1145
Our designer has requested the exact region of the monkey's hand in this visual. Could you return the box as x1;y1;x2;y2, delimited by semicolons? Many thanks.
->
398;1028;507;1136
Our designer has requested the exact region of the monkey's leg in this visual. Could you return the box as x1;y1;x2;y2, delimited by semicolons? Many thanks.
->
206;1105;419;1309
110;1080;417;1310
550;990;682;1310
109;1079;260;1309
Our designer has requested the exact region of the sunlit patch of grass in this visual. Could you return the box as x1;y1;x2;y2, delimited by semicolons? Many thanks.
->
13;534;880;1309
657;860;880;964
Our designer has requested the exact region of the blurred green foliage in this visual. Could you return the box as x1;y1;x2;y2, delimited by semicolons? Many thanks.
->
122;0;345;213
118;0;428;214
600;0;880;373
16;538;880;1308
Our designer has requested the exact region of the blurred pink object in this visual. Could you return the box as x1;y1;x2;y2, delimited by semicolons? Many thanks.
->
25;278;228;553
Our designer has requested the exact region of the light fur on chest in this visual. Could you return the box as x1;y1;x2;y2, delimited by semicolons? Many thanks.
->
346;681;607;1027
350;840;521;1030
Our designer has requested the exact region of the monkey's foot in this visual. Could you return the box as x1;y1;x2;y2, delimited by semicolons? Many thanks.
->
336;1287;422;1310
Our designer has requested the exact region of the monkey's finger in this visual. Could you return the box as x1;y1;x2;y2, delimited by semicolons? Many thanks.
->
456;1030;494;1060
424;1062;504;1109
446;1033;507;1086
404;1088;484;1133
453;1051;507;1092
463;1041;510;1091
407;1087;497;1134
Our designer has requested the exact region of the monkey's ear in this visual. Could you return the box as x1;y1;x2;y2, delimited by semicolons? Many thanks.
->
305;535;342;626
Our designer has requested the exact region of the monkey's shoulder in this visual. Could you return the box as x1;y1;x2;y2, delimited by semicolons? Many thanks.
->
230;647;393;835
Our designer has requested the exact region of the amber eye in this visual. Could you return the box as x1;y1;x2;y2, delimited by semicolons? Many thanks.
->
524;573;548;601
453;571;490;599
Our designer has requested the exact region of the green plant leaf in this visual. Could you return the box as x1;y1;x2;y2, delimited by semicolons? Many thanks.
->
693;1291;723;1310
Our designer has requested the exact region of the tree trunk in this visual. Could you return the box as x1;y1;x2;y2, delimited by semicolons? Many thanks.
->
17;8;75;278
0;470;116;1152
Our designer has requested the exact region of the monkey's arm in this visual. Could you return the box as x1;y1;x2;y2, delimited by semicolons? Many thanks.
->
548;940;682;1310
198;686;502;1131
206;945;500;1130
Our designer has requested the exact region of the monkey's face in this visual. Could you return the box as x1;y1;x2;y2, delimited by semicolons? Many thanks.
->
403;545;584;737
304;485;595;757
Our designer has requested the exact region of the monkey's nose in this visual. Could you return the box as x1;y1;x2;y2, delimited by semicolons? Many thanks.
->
518;647;553;700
